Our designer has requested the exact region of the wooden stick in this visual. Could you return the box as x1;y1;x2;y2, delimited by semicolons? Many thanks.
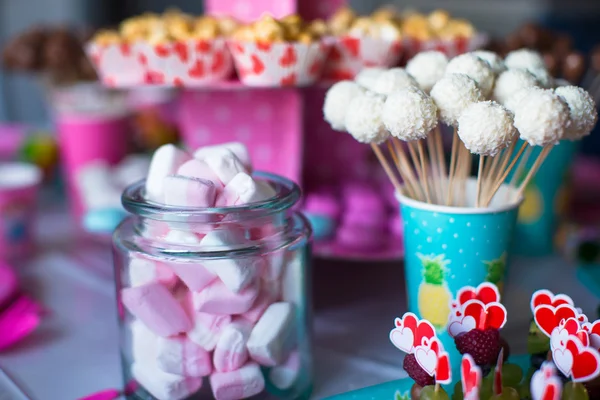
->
484;153;502;197
483;142;529;207
408;141;429;201
476;155;485;207
457;144;471;207
509;146;532;189
489;140;518;196
426;134;441;204
370;143;404;195
392;138;424;200
434;127;447;196
387;141;417;199
417;139;432;203
446;128;459;205
435;383;440;393
516;145;553;198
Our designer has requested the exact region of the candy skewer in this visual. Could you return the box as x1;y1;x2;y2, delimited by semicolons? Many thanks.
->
483;142;528;207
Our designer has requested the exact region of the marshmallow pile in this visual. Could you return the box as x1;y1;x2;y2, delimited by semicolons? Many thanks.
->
121;142;304;400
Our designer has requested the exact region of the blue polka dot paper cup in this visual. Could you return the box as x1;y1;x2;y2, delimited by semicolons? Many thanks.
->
398;178;523;372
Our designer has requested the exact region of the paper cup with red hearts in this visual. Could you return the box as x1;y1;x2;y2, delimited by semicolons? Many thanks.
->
227;39;332;87
321;35;402;81
85;42;147;87
389;312;452;392
402;34;488;61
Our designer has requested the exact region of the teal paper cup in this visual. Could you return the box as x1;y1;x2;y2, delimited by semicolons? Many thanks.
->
398;178;523;374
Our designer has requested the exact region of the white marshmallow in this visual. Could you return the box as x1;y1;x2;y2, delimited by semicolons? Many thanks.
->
217;173;276;206
164;230;202;245
131;320;158;363
156;336;213;377
128;257;177;288
187;312;232;351
132;362;202;400
163;175;217;208
281;254;303;307
146;144;191;202
204;150;247;186
193;142;252;170
247;302;296;366
200;230;257;293
269;351;301;390
177;159;223;189
209;362;266;400
213;321;252;372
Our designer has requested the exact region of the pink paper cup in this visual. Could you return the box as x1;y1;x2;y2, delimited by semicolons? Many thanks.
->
0;163;42;260
402;33;489;61
86;42;147;87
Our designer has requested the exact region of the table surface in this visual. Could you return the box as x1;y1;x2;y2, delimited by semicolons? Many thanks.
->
0;205;598;400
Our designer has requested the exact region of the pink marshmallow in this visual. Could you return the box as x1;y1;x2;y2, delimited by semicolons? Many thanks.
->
193;142;252;171
209;362;265;400
187;312;232;351
128;258;177;288
163;175;217;208
216;172;276;206
145;144;191;202
177;159;223;189
132;362;202;400
268;351;301;390
156;335;212;377
213;321;252;372
192;279;259;315
240;290;272;324
122;283;192;337
168;262;217;291
247;302;296;366
204;150;246;186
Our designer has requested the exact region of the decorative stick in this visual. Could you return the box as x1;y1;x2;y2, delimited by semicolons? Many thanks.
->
417;139;433;203
476;155;485;207
516;145;553;198
387;141;418;199
483;141;529;207
483;153;502;202
457;144;471;207
434;127;447;195
489;140;518;198
408;141;431;203
508;146;532;190
370;143;404;195
426;134;441;204
392;138;424;200
446;128;459;205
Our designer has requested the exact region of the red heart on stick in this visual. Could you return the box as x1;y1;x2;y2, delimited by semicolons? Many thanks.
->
461;354;482;395
534;304;579;338
541;380;561;400
463;300;507;330
566;336;600;382
457;283;500;306
531;290;574;313
399;313;436;348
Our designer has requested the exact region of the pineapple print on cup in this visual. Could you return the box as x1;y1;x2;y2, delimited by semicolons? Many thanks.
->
484;253;506;296
417;253;452;330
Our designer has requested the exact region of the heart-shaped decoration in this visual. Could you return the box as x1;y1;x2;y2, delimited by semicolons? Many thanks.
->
551;326;571;351
154;44;170;58
534;304;579;338
250;55;265;75
173;42;188;63
462;300;507;331
448;315;476;338
461;354;482;396
196;40;212;53
280;73;297;86
211;51;225;73
390;322;415;354
457;282;501;306
279;46;297;67
552;347;574;378
539;379;562;400
327;46;343;62
391;313;435;352
566;336;600;382
415;346;437;376
531;362;559;400
436;352;452;384
173;78;184;87
138;53;148;66
188;60;205;78
531;289;574;313
256;41;272;52
340;37;360;57
308;59;323;77
584;320;600;350
119;43;131;56
494;348;504;395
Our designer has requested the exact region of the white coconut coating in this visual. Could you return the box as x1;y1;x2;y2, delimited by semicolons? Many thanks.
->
555;85;598;140
528;67;554;89
445;53;495;97
371;68;418;95
355;67;385;91
405;51;449;93
513;88;570;146
472;50;506;74
457;101;516;156
382;86;438;141
493;68;539;107
345;92;390;144
430;73;484;127
504;49;546;71
323;81;365;131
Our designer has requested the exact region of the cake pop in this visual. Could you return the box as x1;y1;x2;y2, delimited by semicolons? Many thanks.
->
457;101;516;156
405;51;448;93
513;88;570;146
430;73;484;127
504;49;546;71
371;68;417;95
382;86;438;141
493;69;539;108
323;81;365;131
445;53;496;97
472;50;506;75
345;92;390;144
554;85;598;140
528;66;554;88
355;67;385;91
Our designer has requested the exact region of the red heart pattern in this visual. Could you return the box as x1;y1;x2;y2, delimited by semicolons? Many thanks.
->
565;336;600;382
251;55;265;75
583;320;600;350
173;42;188;63
463;299;507;330
188;60;205;78
540;380;561;400
279;46;297;67
531;362;562;400
494;348;504;395
390;313;436;354
340;37;360;57
196;40;212;53
534;304;579;338
257;41;272;52
436;352;452;384
119;43;131;56
457;282;501;306
211;51;225;73
531;289;574;313
280;74;297;86
398;312;436;348
461;354;482;396
154;44;170;58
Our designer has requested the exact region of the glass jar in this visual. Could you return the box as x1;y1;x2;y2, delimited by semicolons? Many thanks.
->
113;172;313;400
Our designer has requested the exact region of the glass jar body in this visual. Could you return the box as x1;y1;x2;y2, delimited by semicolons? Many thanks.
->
112;176;313;400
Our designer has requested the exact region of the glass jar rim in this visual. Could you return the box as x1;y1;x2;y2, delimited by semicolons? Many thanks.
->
121;171;301;222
